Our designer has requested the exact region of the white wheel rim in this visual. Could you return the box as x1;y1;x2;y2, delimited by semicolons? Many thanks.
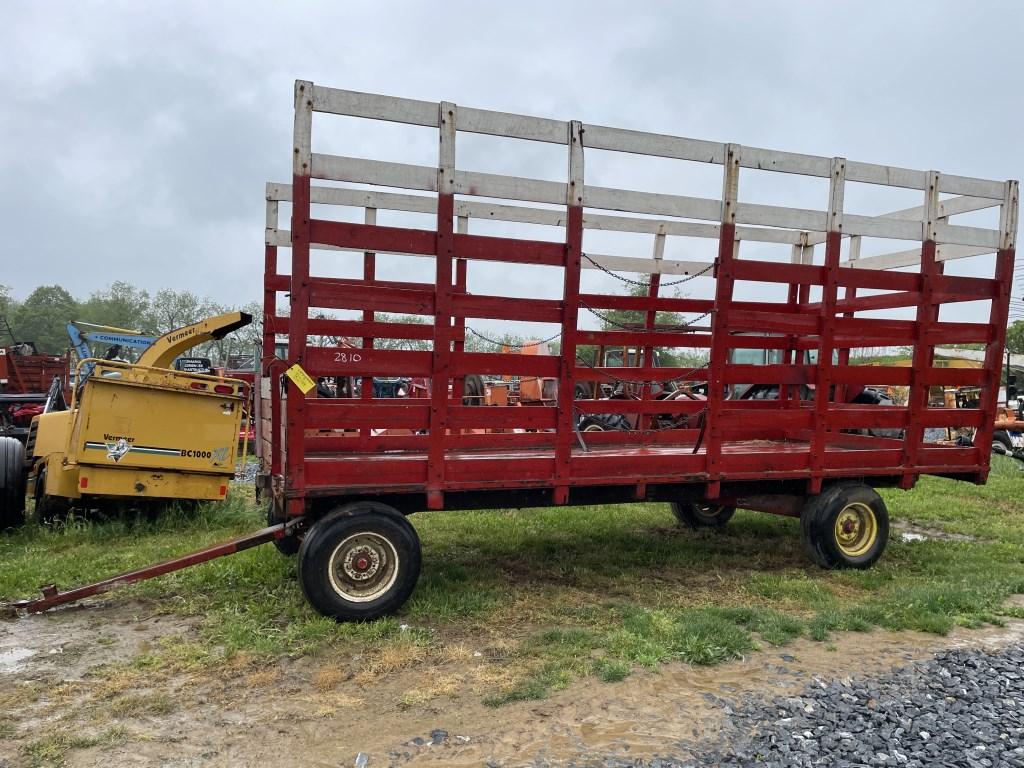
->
327;532;400;603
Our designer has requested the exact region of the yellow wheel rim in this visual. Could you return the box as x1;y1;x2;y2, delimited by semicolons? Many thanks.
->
834;502;878;558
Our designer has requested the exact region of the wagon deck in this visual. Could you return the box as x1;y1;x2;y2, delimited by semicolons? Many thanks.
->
259;80;1018;517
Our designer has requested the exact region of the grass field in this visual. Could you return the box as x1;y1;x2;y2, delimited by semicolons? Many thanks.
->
3;457;1024;707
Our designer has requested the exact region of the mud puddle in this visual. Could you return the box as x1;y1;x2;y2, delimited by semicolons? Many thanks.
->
2;604;1023;768
891;519;977;543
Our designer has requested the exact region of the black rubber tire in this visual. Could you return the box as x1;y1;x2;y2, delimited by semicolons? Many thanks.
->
801;483;889;570
298;501;421;621
992;431;1013;457
671;501;735;530
34;466;71;525
268;501;301;556
462;374;485;406
0;436;27;529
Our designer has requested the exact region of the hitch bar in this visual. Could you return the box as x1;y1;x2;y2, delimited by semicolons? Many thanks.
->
4;518;304;616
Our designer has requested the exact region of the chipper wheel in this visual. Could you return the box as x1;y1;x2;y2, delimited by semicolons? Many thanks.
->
671;502;735;530
801;483;889;569
0;436;27;529
298;501;421;621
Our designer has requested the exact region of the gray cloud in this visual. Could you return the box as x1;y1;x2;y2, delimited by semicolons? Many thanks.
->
2;1;1021;330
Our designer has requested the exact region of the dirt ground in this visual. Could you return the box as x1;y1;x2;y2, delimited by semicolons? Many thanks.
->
3;600;1024;767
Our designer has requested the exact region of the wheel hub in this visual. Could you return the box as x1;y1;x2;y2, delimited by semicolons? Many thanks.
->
834;503;877;558
343;546;381;581
328;532;400;603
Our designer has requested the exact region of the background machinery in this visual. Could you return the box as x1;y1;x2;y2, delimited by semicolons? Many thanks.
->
0;312;252;528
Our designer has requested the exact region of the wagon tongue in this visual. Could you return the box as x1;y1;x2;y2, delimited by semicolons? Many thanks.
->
1;518;304;617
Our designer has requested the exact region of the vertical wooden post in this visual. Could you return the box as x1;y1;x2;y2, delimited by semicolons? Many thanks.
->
835;235;860;404
263;192;282;476
807;157;845;494
553;120;584;505
899;171;943;489
785;234;811;407
426;101;457;509
641;228;665;429
359;207;377;443
285;80;314;516
705;144;740;500
452;215;469;404
975;180;1019;482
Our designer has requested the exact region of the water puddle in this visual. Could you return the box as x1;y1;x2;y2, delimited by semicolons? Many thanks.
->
892;520;976;543
0;646;35;670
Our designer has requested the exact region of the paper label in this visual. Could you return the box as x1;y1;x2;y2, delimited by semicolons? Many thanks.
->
284;363;316;394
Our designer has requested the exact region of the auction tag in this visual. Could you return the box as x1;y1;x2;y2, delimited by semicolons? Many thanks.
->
284;363;316;394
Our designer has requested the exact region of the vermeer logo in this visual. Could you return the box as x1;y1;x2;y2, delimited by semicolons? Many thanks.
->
211;447;230;462
103;433;135;444
106;438;131;462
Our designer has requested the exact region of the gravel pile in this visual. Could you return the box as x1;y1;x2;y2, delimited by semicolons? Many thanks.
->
234;460;258;482
546;645;1024;768
682;645;1024;768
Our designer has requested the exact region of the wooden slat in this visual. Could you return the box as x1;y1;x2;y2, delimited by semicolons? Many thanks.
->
452;351;560;377
582;124;725;163
305;401;430;429
311;154;437;191
453;231;565;266
584;185;721;221
311;85;438;126
452;293;563;323
573;398;707;415
309;220;436;256
303;347;432;377
454;169;565;205
458;106;567;144
448;405;557;429
726;309;820;335
722;363;813;385
309;280;435;315
575;329;712;347
732;259;825;285
579;293;713;313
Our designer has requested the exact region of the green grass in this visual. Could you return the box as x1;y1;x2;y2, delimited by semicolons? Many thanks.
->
3;456;1024;708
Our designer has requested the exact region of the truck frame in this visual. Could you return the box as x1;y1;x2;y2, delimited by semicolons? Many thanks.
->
253;80;1018;621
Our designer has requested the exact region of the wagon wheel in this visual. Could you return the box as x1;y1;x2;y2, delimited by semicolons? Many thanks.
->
33;466;70;524
298;501;421;621
801;483;889;569
0;436;27;529
671;501;734;530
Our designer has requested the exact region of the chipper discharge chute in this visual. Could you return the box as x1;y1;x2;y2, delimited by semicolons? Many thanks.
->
0;312;252;528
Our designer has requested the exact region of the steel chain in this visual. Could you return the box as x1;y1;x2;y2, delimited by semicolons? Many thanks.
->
582;252;716;287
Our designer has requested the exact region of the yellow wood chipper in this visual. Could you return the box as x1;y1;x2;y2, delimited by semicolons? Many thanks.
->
0;312;252;527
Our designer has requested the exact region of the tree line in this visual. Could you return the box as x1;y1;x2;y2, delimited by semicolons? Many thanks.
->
0;279;722;371
0;282;261;366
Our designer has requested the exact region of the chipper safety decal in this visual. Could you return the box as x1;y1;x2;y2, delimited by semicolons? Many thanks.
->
84;439;228;464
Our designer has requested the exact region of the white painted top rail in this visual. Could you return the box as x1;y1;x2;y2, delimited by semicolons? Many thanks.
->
283;81;1018;267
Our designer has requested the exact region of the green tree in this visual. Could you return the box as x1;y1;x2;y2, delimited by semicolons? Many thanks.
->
77;281;151;331
9;285;78;353
1006;320;1024;356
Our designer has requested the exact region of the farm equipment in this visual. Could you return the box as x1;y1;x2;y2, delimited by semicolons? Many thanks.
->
0;312;251;529
4;81;1018;622
0;319;71;443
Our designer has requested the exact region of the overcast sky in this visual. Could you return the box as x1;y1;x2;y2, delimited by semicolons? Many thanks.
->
2;1;1022;333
